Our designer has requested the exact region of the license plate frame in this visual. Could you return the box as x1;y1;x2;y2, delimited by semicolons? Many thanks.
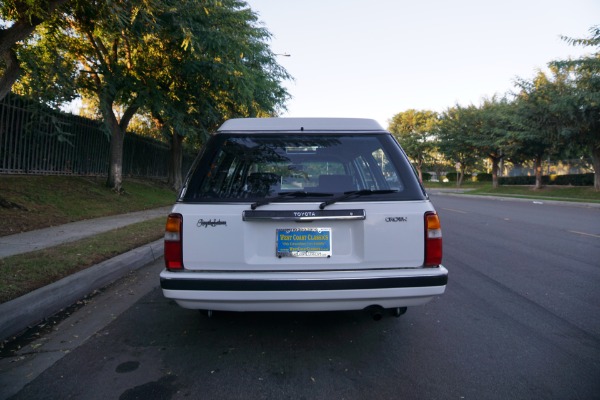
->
276;227;332;258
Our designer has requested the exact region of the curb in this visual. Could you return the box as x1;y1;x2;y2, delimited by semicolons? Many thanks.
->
0;239;164;342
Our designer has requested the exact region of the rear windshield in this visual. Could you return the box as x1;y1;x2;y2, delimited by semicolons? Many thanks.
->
179;133;426;203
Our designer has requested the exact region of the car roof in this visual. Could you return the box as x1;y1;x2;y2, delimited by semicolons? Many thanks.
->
217;118;386;133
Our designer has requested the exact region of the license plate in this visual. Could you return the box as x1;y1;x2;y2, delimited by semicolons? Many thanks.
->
276;228;332;258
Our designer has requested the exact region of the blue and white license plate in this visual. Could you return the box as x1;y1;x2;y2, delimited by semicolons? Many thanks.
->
276;228;332;258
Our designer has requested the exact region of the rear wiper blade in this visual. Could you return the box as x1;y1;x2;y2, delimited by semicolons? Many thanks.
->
251;191;332;210
319;190;398;210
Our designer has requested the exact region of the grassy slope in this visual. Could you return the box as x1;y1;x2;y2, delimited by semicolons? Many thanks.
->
0;218;165;303
0;175;177;236
0;175;176;304
425;182;600;203
466;185;600;203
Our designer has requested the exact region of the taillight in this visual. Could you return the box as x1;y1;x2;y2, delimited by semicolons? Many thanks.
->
424;211;442;267
164;213;183;270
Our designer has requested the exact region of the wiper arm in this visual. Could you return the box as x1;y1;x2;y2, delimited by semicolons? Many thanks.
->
319;190;398;210
250;191;332;210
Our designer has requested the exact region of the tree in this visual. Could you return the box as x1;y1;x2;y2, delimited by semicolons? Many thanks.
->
29;0;166;192
513;69;569;189
550;25;600;190
0;0;71;100
140;0;290;190
18;0;291;192
436;98;516;188
474;96;516;188
388;109;438;182
436;105;481;186
20;0;191;192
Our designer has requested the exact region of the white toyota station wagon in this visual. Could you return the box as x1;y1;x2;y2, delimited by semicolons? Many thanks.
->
160;118;447;319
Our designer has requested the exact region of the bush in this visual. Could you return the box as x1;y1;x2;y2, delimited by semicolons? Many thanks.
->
473;173;492;182
421;172;432;182
499;176;536;185
445;172;457;182
550;173;594;186
498;173;593;186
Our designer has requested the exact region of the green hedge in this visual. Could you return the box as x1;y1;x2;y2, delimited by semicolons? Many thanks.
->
498;175;537;185
422;172;432;182
473;173;492;182
499;173;594;186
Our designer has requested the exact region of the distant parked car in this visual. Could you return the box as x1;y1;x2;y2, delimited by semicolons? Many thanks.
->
160;118;447;319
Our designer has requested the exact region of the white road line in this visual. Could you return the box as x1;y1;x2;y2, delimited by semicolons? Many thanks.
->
569;230;600;239
441;208;468;214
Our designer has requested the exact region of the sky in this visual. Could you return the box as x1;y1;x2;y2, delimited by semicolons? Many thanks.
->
246;0;599;128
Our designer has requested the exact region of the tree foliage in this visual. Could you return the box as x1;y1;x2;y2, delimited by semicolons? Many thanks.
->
139;0;290;189
436;105;481;186
513;69;572;188
550;25;600;190
15;0;291;192
473;96;517;188
399;26;600;191
388;109;438;181
0;0;72;100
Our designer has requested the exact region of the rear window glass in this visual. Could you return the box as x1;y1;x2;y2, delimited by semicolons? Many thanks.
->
180;133;425;202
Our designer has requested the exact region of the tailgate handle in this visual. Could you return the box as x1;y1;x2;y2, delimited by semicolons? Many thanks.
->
243;209;366;222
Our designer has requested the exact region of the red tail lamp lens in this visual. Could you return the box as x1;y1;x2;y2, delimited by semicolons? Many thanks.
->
424;212;442;267
164;213;183;270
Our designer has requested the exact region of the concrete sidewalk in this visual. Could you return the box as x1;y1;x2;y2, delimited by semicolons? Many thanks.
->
0;206;172;259
0;206;172;341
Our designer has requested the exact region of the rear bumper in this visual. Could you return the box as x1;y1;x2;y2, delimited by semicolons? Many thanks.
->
160;266;448;312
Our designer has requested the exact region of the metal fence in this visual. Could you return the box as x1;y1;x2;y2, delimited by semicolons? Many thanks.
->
0;94;192;178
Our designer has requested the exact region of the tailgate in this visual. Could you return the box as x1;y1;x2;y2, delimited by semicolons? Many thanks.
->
175;201;433;271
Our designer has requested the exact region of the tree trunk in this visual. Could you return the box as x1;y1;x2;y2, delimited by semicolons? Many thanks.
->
491;156;502;189
105;111;124;192
457;168;464;187
169;132;184;191
534;154;543;190
433;163;444;184
100;92;139;192
0;23;35;100
0;49;21;101
592;145;600;191
416;165;423;183
100;93;124;192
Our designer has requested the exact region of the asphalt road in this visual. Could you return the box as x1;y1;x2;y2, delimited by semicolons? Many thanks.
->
2;195;599;400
